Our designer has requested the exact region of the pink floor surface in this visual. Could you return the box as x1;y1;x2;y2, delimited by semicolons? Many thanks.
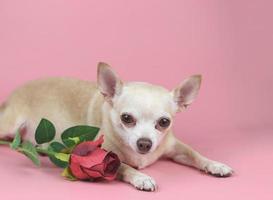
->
1;127;272;200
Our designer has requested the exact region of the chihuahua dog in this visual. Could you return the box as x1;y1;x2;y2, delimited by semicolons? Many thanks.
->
0;62;232;191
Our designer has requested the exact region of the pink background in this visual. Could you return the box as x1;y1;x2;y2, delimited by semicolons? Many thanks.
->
0;0;272;199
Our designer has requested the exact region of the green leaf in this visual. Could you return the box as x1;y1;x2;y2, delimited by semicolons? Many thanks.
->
19;141;40;166
67;137;80;144
55;153;70;162
62;137;80;148
10;130;21;149
48;144;70;168
61;125;99;147
49;142;67;153
62;167;77;181
48;154;68;168
35;118;56;144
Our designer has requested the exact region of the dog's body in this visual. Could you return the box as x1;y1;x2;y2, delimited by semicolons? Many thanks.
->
0;63;232;191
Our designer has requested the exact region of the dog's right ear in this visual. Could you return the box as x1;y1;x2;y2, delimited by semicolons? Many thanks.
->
97;62;123;102
172;75;202;111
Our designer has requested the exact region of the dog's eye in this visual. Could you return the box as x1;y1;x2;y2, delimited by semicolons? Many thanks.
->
121;113;136;126
157;117;171;129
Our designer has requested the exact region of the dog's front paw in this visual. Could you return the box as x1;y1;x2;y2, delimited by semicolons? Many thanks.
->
131;174;157;191
204;161;233;177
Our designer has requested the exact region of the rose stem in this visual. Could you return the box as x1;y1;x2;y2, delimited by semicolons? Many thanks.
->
0;140;53;156
0;140;10;145
35;147;54;156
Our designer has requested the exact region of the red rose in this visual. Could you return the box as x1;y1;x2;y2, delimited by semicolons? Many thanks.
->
69;135;121;181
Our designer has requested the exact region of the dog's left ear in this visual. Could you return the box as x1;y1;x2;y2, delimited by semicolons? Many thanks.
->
97;62;123;103
172;75;202;111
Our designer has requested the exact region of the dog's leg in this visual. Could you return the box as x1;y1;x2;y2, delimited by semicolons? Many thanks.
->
165;134;233;177
0;104;21;139
117;163;157;191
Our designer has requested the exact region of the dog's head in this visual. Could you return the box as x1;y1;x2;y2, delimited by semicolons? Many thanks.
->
97;62;201;155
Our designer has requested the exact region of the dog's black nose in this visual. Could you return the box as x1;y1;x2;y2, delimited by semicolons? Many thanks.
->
137;138;152;154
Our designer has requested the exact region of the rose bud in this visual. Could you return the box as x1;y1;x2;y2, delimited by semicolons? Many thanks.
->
69;135;121;181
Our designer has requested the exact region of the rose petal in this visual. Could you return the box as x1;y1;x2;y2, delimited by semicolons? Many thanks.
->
72;135;104;156
105;160;119;174
103;152;121;180
81;149;108;168
103;152;119;170
90;163;105;174
83;168;103;179
71;148;108;168
69;161;89;180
